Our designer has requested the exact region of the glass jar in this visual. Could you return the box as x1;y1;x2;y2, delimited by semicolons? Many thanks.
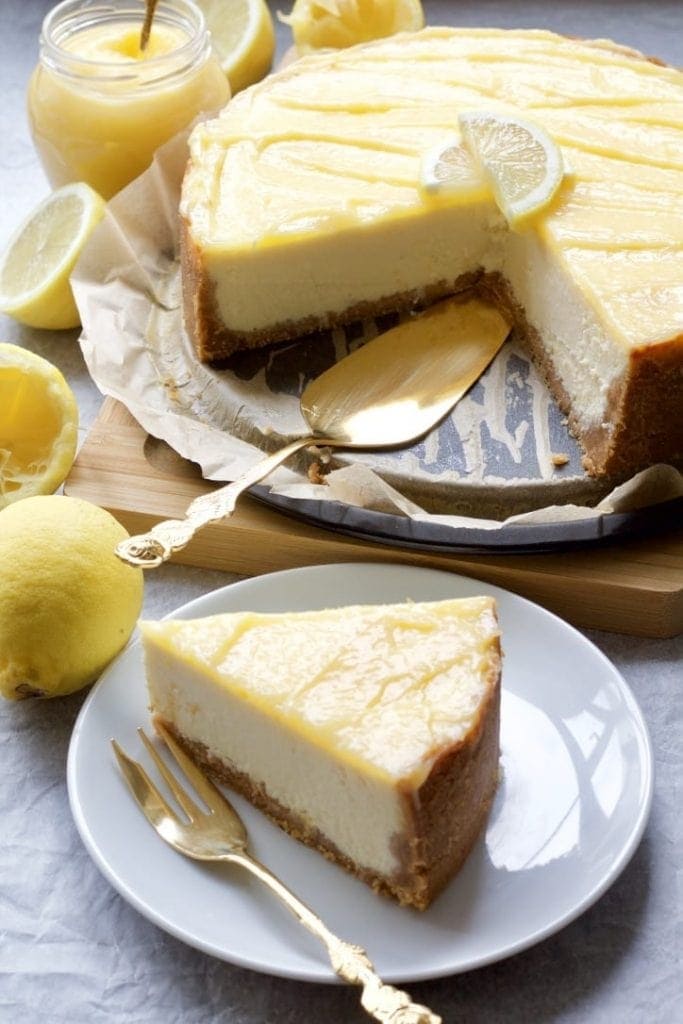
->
27;0;230;200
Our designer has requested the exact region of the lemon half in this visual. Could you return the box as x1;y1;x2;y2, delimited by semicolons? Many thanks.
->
280;0;424;53
0;182;105;330
197;0;275;93
0;344;78;509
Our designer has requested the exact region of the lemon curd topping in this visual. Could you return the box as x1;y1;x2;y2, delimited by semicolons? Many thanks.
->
60;21;190;67
182;27;683;352
141;597;499;787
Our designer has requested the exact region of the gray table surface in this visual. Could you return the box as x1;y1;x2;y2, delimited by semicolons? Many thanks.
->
1;2;681;1022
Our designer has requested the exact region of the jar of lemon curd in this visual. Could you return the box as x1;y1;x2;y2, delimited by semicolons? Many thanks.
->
28;0;230;200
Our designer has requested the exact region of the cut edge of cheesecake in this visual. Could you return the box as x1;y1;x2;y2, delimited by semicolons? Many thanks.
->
141;597;502;910
182;211;683;479
483;274;683;479
180;215;484;359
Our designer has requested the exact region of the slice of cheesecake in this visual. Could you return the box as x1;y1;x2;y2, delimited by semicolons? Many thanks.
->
140;596;501;910
180;27;683;478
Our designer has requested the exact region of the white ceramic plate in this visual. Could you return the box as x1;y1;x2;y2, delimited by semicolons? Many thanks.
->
67;563;653;983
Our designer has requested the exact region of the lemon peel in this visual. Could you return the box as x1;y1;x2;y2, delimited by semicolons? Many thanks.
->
279;0;424;54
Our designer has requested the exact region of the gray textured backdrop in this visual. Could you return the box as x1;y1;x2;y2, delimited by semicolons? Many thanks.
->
0;3;681;1023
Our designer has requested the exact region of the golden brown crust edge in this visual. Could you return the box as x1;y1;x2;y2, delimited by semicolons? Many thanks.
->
395;640;502;909
179;212;215;361
600;335;683;478
151;642;501;911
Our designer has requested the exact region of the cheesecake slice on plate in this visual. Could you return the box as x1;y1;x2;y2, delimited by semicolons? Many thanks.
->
140;596;501;910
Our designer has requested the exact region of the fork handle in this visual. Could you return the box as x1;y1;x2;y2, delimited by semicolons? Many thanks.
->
225;851;441;1024
115;434;333;568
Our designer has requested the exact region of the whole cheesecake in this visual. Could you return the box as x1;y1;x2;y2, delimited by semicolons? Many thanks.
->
180;27;683;479
141;596;501;910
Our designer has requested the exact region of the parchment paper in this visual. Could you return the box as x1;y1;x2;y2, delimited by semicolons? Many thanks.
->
71;130;683;529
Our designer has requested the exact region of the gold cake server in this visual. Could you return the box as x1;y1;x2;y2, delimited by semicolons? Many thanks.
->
116;294;509;567
113;722;442;1023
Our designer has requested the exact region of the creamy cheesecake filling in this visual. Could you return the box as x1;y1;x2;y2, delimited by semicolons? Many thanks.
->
141;598;501;884
201;200;504;333
197;194;627;431
492;233;629;429
146;645;408;876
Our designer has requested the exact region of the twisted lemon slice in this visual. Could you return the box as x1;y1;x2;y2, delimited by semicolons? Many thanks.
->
422;111;566;229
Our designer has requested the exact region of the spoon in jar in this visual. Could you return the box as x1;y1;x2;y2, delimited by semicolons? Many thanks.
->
115;294;510;568
140;0;159;51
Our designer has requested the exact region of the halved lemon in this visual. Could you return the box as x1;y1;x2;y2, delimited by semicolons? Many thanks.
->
197;0;275;93
279;0;424;54
0;344;79;509
421;112;566;229
0;183;105;331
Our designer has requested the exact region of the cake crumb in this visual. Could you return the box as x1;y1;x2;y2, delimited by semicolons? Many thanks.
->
551;452;570;467
307;461;328;485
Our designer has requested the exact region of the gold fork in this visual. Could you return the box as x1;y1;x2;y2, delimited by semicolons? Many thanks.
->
112;723;441;1024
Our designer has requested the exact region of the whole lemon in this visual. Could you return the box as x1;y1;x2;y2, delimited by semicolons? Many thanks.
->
0;495;144;699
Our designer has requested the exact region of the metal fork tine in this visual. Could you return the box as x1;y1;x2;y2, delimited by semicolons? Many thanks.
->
137;728;202;821
111;739;178;829
155;721;227;815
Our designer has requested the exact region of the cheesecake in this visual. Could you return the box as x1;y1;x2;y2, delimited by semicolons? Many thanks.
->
140;596;501;910
179;27;683;479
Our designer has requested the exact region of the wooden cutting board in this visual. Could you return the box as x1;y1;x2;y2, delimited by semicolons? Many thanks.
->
64;398;683;639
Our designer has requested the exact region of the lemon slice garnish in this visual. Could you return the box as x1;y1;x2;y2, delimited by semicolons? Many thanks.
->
0;183;105;330
421;112;566;229
279;0;424;54
420;134;490;202
0;344;79;509
459;112;565;228
196;0;275;93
